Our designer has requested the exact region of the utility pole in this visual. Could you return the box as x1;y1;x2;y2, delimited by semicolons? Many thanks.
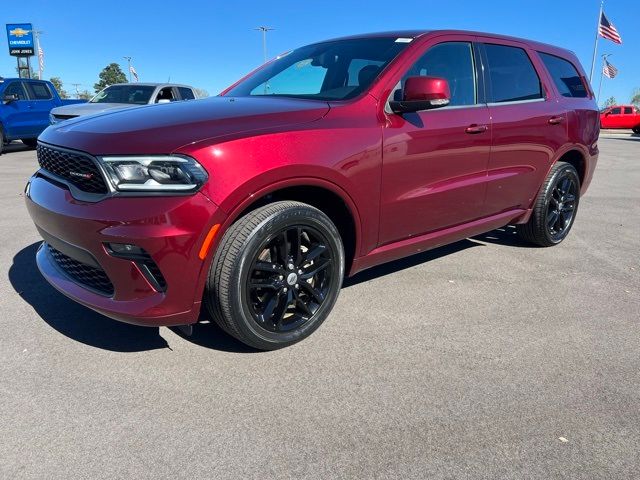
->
31;29;44;79
254;26;274;64
597;53;612;105
71;83;81;99
123;56;132;82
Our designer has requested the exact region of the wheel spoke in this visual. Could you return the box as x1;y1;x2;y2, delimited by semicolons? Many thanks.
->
273;289;293;329
564;193;576;203
290;227;303;265
254;261;284;274
276;231;289;265
547;210;559;229
293;289;313;317
249;278;279;290
260;291;281;323
301;258;332;280
305;244;327;263
299;281;325;303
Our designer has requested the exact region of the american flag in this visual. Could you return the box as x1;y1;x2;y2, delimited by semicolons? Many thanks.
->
129;65;139;82
599;11;622;44
603;59;618;79
38;46;45;72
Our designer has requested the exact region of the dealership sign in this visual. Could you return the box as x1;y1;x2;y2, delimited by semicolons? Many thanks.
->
6;23;34;56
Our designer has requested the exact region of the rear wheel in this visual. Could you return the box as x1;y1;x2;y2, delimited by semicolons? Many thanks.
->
633;126;640;134
516;161;580;246
22;138;37;148
205;201;345;350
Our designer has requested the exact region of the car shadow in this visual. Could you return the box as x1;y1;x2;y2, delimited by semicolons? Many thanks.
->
473;225;535;248
9;242;257;353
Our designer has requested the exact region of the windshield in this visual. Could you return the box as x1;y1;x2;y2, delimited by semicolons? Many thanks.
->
224;37;412;101
90;85;156;104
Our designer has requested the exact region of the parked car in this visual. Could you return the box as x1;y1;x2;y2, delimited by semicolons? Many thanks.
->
25;30;599;350
600;105;640;133
49;83;198;124
0;77;85;154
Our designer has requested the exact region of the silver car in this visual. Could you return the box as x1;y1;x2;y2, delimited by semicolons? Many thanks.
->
49;83;199;123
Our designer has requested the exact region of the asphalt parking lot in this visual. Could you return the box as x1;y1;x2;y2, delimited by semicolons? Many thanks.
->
1;134;639;479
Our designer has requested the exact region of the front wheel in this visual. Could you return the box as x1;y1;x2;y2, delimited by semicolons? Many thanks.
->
22;138;38;148
516;161;580;246
205;201;345;350
633;127;640;134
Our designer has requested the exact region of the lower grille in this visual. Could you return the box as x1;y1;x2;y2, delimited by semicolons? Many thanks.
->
47;245;114;296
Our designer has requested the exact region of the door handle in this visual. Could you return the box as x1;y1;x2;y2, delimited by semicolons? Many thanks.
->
465;124;488;134
548;116;564;125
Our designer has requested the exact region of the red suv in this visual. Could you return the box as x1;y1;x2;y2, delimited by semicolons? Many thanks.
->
25;31;599;349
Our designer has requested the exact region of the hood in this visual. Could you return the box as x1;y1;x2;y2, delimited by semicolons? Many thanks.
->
41;97;330;154
50;102;139;117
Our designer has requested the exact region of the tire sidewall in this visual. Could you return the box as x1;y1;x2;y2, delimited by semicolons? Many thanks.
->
229;206;344;348
542;165;580;245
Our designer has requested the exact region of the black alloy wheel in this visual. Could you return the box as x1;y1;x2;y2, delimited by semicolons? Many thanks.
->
246;225;334;333
206;201;344;350
516;161;581;246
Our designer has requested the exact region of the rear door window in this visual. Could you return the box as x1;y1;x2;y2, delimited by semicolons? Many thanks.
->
178;87;196;100
483;44;543;103
610;107;621;114
4;81;28;100
624;107;633;114
538;52;588;98
25;81;53;100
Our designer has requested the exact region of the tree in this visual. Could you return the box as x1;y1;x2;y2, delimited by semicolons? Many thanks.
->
94;63;127;92
631;88;640;106
78;90;93;100
603;96;617;108
49;77;68;98
194;88;209;98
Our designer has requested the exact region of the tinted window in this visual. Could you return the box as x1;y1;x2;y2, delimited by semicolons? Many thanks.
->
484;44;542;103
624;107;633;114
539;53;588;98
225;37;410;101
156;87;176;102
398;42;476;106
178;87;195;100
4;81;28;100
26;82;53;100
611;107;621;114
90;85;155;104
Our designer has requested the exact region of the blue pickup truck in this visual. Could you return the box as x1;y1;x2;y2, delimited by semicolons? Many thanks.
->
0;77;85;154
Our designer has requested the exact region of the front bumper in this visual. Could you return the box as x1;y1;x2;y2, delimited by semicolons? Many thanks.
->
25;174;226;326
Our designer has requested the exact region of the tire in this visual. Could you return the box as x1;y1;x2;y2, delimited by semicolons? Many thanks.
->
633;127;640;134
516;161;580;247
22;138;38;148
205;201;345;350
0;128;4;155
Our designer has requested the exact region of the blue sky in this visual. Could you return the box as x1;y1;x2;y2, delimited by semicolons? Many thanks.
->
2;0;637;105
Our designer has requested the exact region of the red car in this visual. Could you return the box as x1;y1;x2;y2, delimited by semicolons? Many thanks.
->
600;105;640;133
25;30;599;350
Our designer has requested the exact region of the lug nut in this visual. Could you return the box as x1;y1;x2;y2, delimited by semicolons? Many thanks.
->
295;284;299;289
283;287;288;292
288;263;294;270
298;269;303;274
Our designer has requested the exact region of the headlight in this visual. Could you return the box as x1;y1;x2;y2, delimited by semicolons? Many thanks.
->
98;155;208;192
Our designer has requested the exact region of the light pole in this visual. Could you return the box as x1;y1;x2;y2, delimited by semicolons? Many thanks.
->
597;53;612;106
255;26;274;64
123;56;132;82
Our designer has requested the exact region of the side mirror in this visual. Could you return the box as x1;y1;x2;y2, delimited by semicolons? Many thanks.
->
389;76;451;114
3;93;18;104
156;99;171;104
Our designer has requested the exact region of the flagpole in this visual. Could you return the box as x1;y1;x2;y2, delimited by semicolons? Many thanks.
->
589;0;604;83
124;56;132;82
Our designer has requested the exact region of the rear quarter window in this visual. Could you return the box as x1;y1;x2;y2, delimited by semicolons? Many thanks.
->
26;82;53;100
624;107;633;114
538;52;588;98
178;87;196;100
483;44;543;103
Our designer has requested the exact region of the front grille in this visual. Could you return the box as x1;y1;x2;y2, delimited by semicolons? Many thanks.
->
48;245;114;296
37;144;108;194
